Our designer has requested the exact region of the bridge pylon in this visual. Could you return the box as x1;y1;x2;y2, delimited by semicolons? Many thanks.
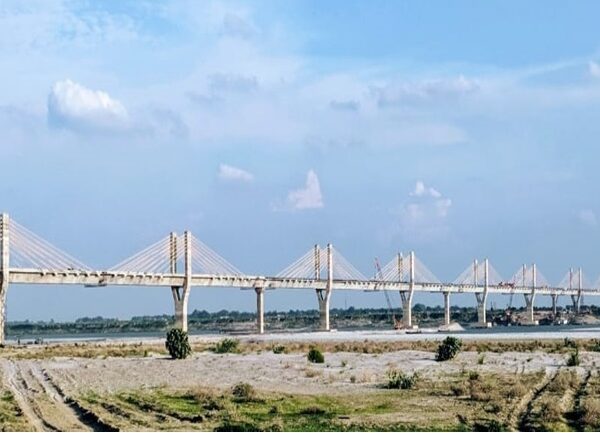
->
316;244;333;331
399;251;415;328
171;231;191;332
0;213;9;345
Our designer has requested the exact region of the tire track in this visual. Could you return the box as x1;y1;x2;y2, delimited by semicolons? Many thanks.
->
0;359;115;432
515;367;559;432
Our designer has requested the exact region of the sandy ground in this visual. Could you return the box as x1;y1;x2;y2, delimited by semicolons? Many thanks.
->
3;331;600;431
26;349;600;397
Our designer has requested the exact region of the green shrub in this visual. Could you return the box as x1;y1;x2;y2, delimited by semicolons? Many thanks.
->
477;354;485;365
272;344;287;354
564;337;577;349
385;369;418;389
165;328;192;359
214;338;239;354
436;336;462;362
567;348;580;367
307;347;325;363
231;382;256;402
590;339;600;352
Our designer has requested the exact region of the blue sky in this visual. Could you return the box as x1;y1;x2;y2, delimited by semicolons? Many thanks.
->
2;0;600;320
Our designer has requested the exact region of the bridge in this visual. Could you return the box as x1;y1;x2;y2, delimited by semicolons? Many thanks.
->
0;212;597;343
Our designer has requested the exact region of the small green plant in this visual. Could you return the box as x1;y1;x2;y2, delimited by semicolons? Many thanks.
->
341;360;348;367
590;339;600;352
567;348;580;367
350;375;356;383
214;338;239;354
564;337;577;349
231;382;256;402
436;336;462;362
468;371;480;381
272;344;286;354
165;328;192;359
385;369;418;389
307;347;325;364
477;354;485;365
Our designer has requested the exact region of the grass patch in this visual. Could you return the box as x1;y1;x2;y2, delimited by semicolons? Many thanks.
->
76;371;546;431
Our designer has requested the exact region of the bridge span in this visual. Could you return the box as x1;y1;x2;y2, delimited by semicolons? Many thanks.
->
0;213;597;343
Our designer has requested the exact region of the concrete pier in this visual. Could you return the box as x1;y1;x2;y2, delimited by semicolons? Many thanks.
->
255;287;265;334
475;259;489;326
551;294;558;316
171;231;191;332
400;251;415;328
316;243;333;331
443;292;451;326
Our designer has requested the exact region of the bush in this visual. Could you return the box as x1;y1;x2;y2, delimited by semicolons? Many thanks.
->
307;347;325;363
214;338;239;354
436;337;462;362
231;382;256;402
567;349;580;367
582;398;600;428
385;369;418;389
165;328;191;359
272;344;287;354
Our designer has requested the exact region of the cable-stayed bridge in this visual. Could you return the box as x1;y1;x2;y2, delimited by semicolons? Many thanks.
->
0;213;597;343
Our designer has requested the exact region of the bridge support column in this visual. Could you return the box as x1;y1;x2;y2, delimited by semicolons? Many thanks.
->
171;231;191;332
255;287;265;334
316;244;333;331
0;214;9;345
524;292;536;324
551;294;558;316
523;264;537;325
400;251;415;328
572;267;583;314
443;292;451;326
571;294;581;314
475;259;489;326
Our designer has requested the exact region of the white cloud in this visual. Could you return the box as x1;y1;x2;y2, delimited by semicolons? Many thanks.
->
218;164;254;182
394;181;452;242
410;180;442;198
589;61;600;79
372;75;479;107
578;209;597;227
47;79;128;132
284;170;324;210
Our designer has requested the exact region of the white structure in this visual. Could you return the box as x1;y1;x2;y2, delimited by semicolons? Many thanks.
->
0;213;598;344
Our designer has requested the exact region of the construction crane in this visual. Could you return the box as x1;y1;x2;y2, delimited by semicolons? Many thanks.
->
374;258;402;329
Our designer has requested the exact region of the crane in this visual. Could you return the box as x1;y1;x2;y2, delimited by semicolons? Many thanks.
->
374;258;402;329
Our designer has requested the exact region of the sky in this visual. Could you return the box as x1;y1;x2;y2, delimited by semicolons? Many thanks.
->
2;0;600;321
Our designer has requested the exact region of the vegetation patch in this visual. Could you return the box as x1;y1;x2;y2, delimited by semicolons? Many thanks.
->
385;369;418;390
436;336;462;361
307;347;325;364
213;338;240;354
165;328;192;359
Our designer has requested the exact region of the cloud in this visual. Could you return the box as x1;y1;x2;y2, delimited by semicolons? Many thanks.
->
589;61;600;79
220;12;258;39
372;75;479;107
578;209;597;227
410;180;442;198
330;100;359;112
209;73;258;94
394;181;452;242
280;170;324;210
47;79;128;132
218;164;254;182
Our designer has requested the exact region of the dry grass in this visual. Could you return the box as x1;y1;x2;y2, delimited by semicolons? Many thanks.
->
73;371;545;431
4;337;600;361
